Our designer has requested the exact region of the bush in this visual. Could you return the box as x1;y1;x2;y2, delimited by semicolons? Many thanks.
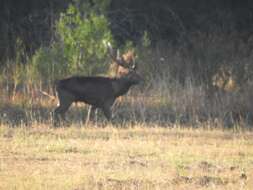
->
56;4;113;75
29;43;68;86
28;3;113;88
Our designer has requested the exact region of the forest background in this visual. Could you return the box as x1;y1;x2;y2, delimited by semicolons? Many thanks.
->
1;0;253;126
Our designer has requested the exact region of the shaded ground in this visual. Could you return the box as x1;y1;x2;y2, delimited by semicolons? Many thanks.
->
0;96;178;127
1;93;253;128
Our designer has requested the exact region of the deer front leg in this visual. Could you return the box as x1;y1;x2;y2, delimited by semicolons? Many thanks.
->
85;105;97;126
101;100;115;121
101;105;112;121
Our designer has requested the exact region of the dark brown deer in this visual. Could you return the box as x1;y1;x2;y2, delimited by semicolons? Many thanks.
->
54;71;141;124
54;44;141;125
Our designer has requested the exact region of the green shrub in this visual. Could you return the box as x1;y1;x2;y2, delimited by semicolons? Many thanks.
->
28;3;113;87
56;4;113;75
29;43;68;86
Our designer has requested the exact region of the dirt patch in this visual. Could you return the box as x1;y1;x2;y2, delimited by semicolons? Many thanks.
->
198;161;214;169
172;176;193;185
172;175;228;187
129;160;147;167
196;176;228;187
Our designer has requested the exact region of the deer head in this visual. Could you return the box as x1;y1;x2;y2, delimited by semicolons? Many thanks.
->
106;42;137;77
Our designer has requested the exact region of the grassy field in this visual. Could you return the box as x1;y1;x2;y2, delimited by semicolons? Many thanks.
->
0;123;252;190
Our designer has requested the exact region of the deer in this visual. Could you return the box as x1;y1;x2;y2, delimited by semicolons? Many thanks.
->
54;43;141;125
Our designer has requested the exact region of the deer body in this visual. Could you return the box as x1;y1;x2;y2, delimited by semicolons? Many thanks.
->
54;72;141;123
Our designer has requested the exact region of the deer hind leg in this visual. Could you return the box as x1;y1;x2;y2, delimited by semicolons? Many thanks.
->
54;91;73;126
54;101;72;118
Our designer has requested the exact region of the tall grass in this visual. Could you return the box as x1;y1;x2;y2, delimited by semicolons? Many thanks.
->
1;31;253;127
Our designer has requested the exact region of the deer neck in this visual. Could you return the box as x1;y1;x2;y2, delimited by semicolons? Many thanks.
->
112;78;133;98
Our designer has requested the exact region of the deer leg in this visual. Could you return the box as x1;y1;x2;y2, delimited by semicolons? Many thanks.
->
54;101;72;123
111;101;118;119
54;91;73;126
101;105;112;121
85;106;92;125
94;108;98;125
101;99;116;121
85;106;96;126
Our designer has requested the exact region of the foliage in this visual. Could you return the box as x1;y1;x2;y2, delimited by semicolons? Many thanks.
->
56;4;113;76
141;31;151;48
2;0;253;124
29;44;68;85
1;0;253;90
26;3;113;87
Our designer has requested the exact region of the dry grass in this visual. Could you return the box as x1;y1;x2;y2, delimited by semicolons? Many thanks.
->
0;123;252;190
0;85;253;189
